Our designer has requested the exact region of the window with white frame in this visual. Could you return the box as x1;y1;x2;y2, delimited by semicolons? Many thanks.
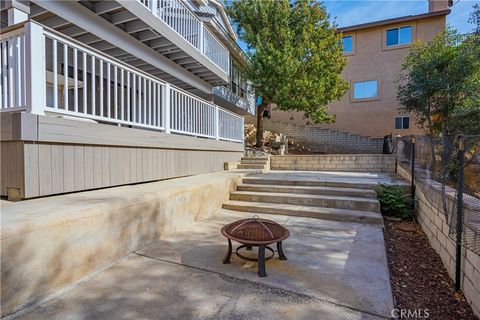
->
386;26;412;46
395;116;410;129
353;80;378;99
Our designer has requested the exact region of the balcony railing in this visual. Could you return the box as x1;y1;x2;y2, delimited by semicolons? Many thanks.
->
0;22;243;143
139;0;230;74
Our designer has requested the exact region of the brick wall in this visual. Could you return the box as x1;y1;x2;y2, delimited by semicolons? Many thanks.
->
263;119;383;154
398;165;480;317
271;154;395;172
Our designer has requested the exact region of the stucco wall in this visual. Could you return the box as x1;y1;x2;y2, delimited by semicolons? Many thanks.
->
269;15;446;138
397;165;480;317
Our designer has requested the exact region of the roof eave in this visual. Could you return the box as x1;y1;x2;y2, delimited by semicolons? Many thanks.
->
337;9;451;33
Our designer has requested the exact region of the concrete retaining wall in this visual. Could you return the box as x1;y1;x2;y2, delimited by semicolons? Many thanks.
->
0;171;248;317
398;165;480;317
271;154;395;172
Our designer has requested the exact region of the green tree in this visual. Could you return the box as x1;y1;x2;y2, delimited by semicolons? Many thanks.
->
397;27;479;137
227;0;348;146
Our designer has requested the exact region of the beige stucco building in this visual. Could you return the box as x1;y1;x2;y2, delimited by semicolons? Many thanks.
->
270;0;450;139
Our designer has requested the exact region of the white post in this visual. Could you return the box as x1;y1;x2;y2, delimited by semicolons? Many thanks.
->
7;1;29;26
199;21;204;53
215;105;219;140
25;21;46;115
163;83;170;133
150;0;158;15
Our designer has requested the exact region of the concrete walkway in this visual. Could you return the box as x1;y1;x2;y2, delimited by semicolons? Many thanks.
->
10;209;394;320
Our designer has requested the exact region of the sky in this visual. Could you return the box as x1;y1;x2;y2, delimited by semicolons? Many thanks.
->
235;0;479;51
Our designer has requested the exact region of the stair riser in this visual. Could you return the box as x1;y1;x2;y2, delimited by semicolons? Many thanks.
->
222;203;382;224
240;160;269;164
237;165;266;170
236;185;376;198
241;157;269;161
242;179;379;190
229;194;379;212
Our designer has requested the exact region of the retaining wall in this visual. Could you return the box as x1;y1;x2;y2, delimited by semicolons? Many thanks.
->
398;165;480;317
271;154;395;172
1;171;249;317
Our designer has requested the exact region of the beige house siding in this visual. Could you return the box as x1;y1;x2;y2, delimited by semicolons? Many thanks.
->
1;113;243;199
270;14;446;139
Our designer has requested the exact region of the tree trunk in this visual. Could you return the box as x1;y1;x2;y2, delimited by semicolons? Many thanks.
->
255;102;267;147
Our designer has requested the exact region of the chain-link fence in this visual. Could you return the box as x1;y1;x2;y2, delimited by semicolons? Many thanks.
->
396;135;480;256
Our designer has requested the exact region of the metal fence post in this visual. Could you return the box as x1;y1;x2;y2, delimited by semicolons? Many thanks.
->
411;135;416;205
455;135;465;291
163;83;170;133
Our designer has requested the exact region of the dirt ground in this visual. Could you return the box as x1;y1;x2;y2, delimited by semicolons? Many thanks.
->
384;220;478;320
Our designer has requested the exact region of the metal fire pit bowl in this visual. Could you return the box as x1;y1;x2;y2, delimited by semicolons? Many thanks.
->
221;216;290;277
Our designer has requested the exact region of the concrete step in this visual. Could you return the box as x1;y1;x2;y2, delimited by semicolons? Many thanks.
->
237;164;267;170
240;159;268;164
229;191;380;212
242;177;384;190
236;184;377;198
222;201;383;224
241;157;269;161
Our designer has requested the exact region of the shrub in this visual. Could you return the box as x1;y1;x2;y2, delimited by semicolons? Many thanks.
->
378;184;413;219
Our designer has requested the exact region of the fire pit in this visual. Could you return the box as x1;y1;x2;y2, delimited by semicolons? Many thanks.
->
221;216;290;277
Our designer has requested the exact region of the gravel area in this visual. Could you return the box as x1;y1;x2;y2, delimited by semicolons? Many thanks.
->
384;220;478;320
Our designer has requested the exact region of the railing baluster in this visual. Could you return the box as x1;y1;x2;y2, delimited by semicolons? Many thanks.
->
132;73;136;122
127;71;130;122
91;55;95;115
83;51;87;113
107;63;111;118
148;80;152;125
143;77;146;124
63;43;68;110
15;35;22;106
52;38;58;109
114;65;118;119
152;82;156;126
73;48;78;112
2;41;7;108
121;68;124;120
99;59;103;116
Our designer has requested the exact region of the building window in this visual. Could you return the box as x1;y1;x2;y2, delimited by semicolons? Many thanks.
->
342;36;353;53
395;116;410;129
386;26;412;46
353;80;378;99
230;63;246;99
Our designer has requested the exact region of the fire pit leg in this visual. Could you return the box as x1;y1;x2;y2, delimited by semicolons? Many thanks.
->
223;239;232;264
258;245;267;277
277;241;287;260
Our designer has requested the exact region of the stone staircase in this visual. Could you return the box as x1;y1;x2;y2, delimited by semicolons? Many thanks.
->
237;156;270;170
263;119;383;154
222;175;383;224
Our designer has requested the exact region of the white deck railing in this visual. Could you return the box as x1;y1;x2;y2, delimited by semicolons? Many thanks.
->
140;0;230;74
0;27;26;111
0;22;243;143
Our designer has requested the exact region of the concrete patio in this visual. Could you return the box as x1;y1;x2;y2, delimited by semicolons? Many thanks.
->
9;208;394;320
